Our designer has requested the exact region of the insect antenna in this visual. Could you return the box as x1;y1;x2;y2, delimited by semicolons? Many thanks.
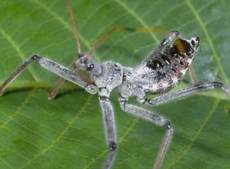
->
47;0;92;100
65;0;82;57
83;27;169;62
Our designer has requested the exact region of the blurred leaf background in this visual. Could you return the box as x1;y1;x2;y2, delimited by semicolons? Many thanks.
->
0;0;230;169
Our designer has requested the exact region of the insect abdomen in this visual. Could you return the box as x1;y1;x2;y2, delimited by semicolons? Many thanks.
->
137;36;200;93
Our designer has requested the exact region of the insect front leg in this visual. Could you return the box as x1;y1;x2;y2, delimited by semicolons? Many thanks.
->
0;55;98;97
99;92;117;169
119;96;173;169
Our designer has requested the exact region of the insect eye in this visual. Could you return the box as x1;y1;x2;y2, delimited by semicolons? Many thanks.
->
87;64;94;71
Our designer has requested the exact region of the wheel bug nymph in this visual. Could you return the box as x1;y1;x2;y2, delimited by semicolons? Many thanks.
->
1;1;230;169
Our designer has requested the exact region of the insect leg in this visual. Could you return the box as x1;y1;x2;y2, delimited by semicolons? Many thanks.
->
99;95;117;169
143;81;230;106
119;97;173;169
0;55;97;96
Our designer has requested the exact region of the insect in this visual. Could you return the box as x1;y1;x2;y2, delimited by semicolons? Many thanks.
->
1;1;230;169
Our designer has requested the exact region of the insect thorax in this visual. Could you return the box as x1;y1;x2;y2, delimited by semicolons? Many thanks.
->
92;61;123;94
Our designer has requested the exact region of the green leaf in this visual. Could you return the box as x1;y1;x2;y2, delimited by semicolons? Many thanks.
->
0;0;230;169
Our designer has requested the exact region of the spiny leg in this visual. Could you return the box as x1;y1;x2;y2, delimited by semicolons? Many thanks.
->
142;81;230;106
119;97;173;169
0;55;97;96
99;95;117;169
